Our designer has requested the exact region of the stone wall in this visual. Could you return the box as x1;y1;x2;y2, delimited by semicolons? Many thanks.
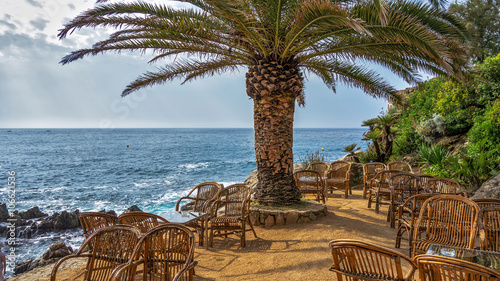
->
249;200;327;228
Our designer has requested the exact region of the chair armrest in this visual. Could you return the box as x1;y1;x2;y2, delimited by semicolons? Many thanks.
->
209;200;225;217
51;254;91;281
175;197;196;211
110;259;144;281
173;261;198;281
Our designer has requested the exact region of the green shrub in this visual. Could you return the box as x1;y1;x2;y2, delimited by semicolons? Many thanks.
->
468;99;500;167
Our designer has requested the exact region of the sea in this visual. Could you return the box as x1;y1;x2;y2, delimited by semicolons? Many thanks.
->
0;128;367;272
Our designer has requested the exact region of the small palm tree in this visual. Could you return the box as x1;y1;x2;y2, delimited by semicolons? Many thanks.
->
59;0;468;206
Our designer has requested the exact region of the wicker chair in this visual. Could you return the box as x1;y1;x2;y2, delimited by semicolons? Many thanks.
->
417;174;434;193
294;169;326;203
111;224;197;281
307;161;329;177
478;206;500;252
329;239;416;281
79;212;118;241
175;182;222;246
395;193;438;255
473;198;500;209
414;254;500;280
324;160;351;198
175;182;223;212
208;184;257;248
387;161;412;173
412;195;480;257
388;172;421;228
51;225;141;281
118;212;170;233
427;177;467;197
367;169;401;213
362;162;386;199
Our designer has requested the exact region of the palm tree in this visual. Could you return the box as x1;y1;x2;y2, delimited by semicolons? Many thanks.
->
58;0;468;206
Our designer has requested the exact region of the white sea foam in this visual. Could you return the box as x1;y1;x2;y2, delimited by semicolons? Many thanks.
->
178;162;209;170
219;181;239;187
94;185;109;189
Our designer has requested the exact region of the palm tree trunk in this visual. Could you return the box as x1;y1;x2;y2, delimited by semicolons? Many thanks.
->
246;59;303;206
252;90;301;206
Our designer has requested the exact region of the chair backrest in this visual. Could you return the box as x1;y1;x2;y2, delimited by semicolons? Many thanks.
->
217;184;252;217
307;161;329;176
79;212;118;239
371;169;401;186
326;161;351;180
390;172;421;202
416;195;480;250
329;239;416;281
363;162;386;183
177;182;222;212
417;174;434;192
414;254;500;280
387;161;412;172
118;211;170;233
428;177;466;196
478;206;500;251
294;170;322;190
473;198;500;209
129;224;196;281
79;225;141;281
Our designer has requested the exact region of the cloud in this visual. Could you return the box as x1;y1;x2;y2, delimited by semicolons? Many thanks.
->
30;18;49;31
25;0;43;8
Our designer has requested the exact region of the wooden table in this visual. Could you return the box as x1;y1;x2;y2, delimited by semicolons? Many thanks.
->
426;244;500;272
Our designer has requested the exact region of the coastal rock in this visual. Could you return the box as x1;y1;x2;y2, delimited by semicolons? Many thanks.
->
17;206;48;220
0;203;9;222
14;242;73;275
99;209;117;216
38;210;80;231
472;174;500;199
123;205;142;213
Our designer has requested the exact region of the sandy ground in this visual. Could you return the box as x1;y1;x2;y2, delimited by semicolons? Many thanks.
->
11;188;412;280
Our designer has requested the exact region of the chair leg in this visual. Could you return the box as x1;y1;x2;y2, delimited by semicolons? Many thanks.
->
367;190;373;209
247;218;257;238
375;195;380;214
241;221;246;247
363;184;368;199
344;186;348;199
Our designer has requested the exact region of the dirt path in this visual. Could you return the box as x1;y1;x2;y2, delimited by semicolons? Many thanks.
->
11;188;410;280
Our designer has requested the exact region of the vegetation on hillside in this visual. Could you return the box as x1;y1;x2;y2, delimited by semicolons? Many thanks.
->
359;54;500;192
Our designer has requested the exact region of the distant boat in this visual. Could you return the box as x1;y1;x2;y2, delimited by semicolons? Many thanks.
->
7;130;12;132
46;130;51;132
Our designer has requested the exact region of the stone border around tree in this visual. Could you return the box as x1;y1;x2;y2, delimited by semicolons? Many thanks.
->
249;200;328;228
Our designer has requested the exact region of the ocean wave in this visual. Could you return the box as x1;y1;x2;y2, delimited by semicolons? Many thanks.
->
178;162;209;171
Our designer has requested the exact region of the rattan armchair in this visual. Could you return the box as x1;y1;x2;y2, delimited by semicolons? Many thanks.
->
118;212;170;233
329;239;416;281
307;161;329;177
473;198;500;209
79;212;118;241
412;195;480;257
387;161;412;173
478;206;500;252
367;169;401;213
362;162;386;199
51;225;141;281
175;182;223;212
294;169;326;203
427;177;467;197
111;224;197;281
417;174;434;193
208;184;257;248
395;193;438;255
324;160;351;198
388;172;421;228
414;254;500;280
175;182;222;246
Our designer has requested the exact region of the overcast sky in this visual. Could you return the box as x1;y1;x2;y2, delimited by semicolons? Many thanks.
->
0;0;414;128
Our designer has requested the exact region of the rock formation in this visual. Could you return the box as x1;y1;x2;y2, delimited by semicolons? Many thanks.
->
471;174;500;199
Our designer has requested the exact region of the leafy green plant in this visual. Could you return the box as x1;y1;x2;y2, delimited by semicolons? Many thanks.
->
445;148;498;192
417;143;452;176
358;147;378;164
